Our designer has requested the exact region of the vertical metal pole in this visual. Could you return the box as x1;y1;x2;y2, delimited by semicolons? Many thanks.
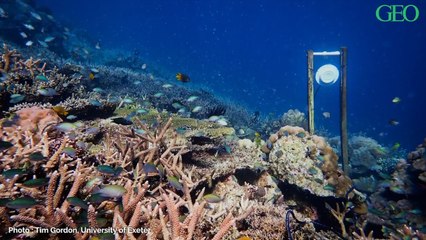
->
340;47;349;175
307;50;315;134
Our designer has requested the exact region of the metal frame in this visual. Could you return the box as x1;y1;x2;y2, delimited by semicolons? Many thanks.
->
307;47;349;174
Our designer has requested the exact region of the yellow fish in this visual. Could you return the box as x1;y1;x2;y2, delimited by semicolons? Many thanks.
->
176;72;190;82
52;106;68;116
391;142;400;151
237;237;252;240
392;97;401;103
89;72;95;80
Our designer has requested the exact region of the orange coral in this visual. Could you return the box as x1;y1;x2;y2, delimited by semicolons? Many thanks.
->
6;107;62;133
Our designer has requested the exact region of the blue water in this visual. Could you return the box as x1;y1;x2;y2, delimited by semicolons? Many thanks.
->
37;0;426;149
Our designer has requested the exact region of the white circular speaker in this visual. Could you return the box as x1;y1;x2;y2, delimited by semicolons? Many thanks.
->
315;64;339;85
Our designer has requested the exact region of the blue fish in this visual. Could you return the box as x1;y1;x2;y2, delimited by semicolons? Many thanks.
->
35;75;49;82
89;99;102;106
37;88;57;96
10;94;25;103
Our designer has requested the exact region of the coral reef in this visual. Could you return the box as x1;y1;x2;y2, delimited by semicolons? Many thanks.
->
263;125;352;197
1;2;423;238
363;139;426;238
280;109;308;129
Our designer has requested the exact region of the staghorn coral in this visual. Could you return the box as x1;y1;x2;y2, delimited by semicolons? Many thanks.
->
0;45;88;116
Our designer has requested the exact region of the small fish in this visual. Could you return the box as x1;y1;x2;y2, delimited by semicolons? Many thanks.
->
0;71;8;81
95;42;101;49
38;40;48;48
203;194;222;203
207;115;220;122
322;112;331;118
122;98;133;104
162;84;173;88
176;73;190;82
89;72;95;80
167;176;183;191
107;96;120;103
66;115;77;120
133;80;141;85
28;151;46;161
0;7;8;18
391;142;400;151
85;127;100;135
392;97;401;103
172;102;184;109
135;129;146;135
37;88;56;96
52;106;68;116
6;196;37;209
23;23;35;30
90;68;100;73
2;169;26;179
76;141;87;150
192;106;203;113
323;184;335;191
0;140;13;151
85;176;103;189
89;193;109;204
56;122;77;132
96;218;108;228
66;197;88;209
409;209;422;215
96;185;127;198
20;32;28;38
141;63;147;70
30;11;42;20
92;87;104;93
390;185;405;194
389;119;399;126
136;109;147;114
157;164;165;179
308;167;318;175
89;99;102;106
111;117;133;125
97;165;122;177
37;88;57;96
223;144;232;154
35;74;49;82
178;107;187;113
23;178;49;187
187;96;198;102
25;41;33;46
154;92;164;98
10;94;25;103
175;127;187;135
63;147;77;157
44;36;55;42
143;163;157;175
